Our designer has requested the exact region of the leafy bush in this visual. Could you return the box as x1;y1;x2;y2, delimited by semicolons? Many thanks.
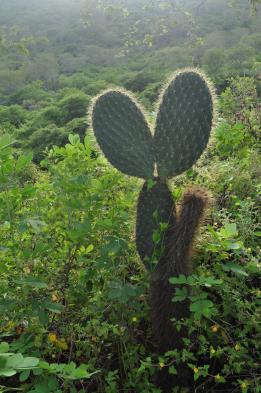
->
57;93;91;124
0;78;260;392
25;124;68;163
0;105;27;128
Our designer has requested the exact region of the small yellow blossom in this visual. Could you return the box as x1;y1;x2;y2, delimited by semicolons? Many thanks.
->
210;347;216;354
132;317;138;322
235;344;240;351
241;381;248;389
48;333;57;343
159;362;165;369
211;324;219;333
193;367;199;374
52;293;59;302
3;321;16;331
56;338;68;350
215;374;221;381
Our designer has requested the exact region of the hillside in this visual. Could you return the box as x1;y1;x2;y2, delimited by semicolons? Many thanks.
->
0;1;260;392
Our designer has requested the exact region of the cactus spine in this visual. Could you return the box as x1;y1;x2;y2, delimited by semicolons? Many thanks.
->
90;69;216;390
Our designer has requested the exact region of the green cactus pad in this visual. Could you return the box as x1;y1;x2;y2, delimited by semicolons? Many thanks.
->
91;90;154;179
136;180;176;268
154;70;214;179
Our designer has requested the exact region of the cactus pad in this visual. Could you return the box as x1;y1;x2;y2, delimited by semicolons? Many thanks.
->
136;180;176;268
154;70;214;179
91;90;154;179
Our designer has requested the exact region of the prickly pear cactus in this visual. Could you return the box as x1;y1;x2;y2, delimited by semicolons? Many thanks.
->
155;70;213;178
92;89;154;178
90;68;216;390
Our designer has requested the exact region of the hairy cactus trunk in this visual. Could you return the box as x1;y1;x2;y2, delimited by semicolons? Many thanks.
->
150;189;210;390
137;183;210;389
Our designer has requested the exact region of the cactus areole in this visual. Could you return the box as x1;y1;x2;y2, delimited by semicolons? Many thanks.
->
90;68;216;390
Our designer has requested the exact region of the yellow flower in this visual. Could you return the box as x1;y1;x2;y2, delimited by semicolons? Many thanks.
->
215;374;221;381
235;344;240;351
52;293;59;302
132;317;138;322
159;362;165;369
3;321;16;331
210;347;216;354
56;338;68;350
211;324;219;333
241;381;248;389
48;333;57;343
193;367;199;374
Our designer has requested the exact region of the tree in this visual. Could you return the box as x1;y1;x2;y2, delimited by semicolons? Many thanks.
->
25;124;68;163
83;0;197;51
203;48;225;76
0;105;27;127
57;92;91;124
23;53;59;89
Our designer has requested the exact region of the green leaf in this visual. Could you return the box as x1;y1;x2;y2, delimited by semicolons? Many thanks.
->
5;354;24;369
107;283;138;302
47;375;59;390
198;276;223;287
18;357;39;369
38;361;50;370
33;383;50;393
190;299;215;319
223;240;243;250
169;275;187;285
19;369;30;382
194;371;200;381
43;302;64;313
86;244;94;254
219;223;238;239
71;368;89;379
0;342;9;353
147;179;156;190
63;362;76;374
27;218;47;233
68;134;80;145
33;367;43;375
205;243;221;252
0;134;16;150
222;263;249;277
172;287;188;302
16;152;33;172
169;366;177;375
14;277;48;289
0;368;17;377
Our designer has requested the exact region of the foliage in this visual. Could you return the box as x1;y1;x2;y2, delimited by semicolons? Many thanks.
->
0;1;260;391
0;75;260;391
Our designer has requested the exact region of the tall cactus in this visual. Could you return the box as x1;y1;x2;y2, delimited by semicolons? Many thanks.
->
90;68;216;390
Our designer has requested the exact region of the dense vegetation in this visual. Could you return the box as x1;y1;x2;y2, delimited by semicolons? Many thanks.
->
0;0;260;392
